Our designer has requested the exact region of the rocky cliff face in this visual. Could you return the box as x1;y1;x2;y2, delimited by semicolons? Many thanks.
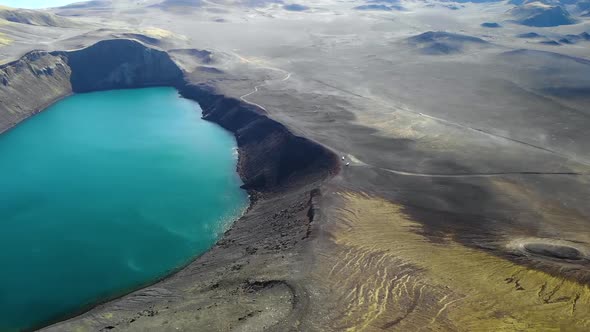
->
0;52;72;134
60;39;183;92
0;39;183;134
0;38;337;193
178;83;338;192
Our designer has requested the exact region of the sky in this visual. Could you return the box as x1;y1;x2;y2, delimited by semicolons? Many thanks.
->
0;0;74;8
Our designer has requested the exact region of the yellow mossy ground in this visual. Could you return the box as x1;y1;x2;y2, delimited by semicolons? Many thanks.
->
320;192;590;331
140;27;174;38
0;18;11;47
0;33;10;46
139;27;187;41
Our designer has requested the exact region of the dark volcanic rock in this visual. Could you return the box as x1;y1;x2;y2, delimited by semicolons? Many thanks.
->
178;84;339;192
59;39;183;92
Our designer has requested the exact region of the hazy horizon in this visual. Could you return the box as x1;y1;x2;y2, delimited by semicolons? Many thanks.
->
1;0;74;9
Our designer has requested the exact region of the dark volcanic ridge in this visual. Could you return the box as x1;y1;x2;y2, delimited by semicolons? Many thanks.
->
406;31;489;55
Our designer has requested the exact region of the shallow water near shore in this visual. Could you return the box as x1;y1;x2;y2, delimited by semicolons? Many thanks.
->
0;87;248;331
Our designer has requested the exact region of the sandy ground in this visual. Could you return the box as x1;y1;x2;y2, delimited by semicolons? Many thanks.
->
1;0;590;330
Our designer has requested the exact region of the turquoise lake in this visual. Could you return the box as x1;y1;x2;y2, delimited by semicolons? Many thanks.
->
0;87;248;331
1;0;74;8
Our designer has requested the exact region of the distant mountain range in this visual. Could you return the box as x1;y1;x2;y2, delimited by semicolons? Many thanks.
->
0;7;76;27
509;2;576;27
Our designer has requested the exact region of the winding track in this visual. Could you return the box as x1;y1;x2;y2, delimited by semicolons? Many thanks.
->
376;167;586;178
239;72;292;112
234;52;292;112
234;55;589;179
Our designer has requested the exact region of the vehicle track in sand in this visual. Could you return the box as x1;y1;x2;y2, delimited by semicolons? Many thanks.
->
234;52;292;112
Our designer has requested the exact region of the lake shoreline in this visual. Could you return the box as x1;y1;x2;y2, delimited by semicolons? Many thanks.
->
0;39;339;331
0;87;250;331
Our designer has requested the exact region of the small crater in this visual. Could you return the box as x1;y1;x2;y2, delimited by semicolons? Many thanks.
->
524;243;582;260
